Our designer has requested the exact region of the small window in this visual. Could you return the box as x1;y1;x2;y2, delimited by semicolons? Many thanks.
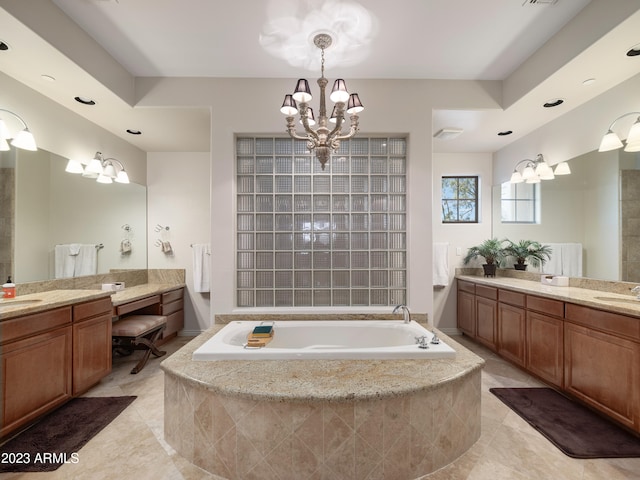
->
500;181;540;223
442;176;478;223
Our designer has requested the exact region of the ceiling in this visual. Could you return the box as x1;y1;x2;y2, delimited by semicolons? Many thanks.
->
1;0;639;154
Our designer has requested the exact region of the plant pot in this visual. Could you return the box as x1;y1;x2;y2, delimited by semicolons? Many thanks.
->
514;263;528;271
482;264;497;277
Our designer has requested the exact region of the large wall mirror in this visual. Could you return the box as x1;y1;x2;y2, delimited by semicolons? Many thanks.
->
492;149;640;282
0;148;147;283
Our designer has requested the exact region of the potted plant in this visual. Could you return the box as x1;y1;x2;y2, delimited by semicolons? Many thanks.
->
504;239;552;271
463;238;507;277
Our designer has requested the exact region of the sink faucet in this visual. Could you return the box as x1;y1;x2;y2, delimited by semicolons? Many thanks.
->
632;286;640;299
393;304;411;324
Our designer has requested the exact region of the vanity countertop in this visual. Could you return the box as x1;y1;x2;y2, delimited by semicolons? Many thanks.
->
457;274;640;318
110;283;185;306
0;283;185;320
0;289;112;320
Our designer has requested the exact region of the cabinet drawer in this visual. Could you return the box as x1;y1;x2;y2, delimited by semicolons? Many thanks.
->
73;297;113;322
162;288;183;304
476;285;497;300
565;303;640;341
1;307;72;345
162;299;183;316
527;295;564;317
499;289;525;308
457;280;475;294
115;295;160;316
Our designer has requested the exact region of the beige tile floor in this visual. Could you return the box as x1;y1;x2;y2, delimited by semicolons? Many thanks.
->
1;334;639;480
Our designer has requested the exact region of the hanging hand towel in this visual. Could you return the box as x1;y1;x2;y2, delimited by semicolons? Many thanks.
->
433;242;450;286
120;239;132;254
54;244;77;279
75;244;98;277
192;243;211;293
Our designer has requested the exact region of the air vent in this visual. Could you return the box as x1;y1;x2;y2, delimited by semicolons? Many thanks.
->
522;0;558;5
433;128;463;140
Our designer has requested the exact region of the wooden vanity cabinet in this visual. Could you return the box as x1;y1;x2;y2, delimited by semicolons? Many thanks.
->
457;280;476;336
526;295;564;388
0;307;73;438
497;289;526;367
564;303;640;431
132;287;184;344
72;297;113;395
475;285;498;351
160;288;184;341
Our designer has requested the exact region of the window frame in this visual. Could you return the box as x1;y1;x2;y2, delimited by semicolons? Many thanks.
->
441;175;479;224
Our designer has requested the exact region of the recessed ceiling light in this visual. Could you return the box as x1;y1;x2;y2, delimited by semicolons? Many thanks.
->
74;96;96;105
0;41;9;51
497;130;513;136
582;78;596;86
126;129;142;135
41;74;56;82
543;98;564;108
433;128;463;140
627;44;640;57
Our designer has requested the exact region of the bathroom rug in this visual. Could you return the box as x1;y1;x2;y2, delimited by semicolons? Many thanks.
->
490;387;640;458
0;395;136;472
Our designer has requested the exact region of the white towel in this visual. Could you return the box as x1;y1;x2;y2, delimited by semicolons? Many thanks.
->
433;242;449;286
561;243;583;277
54;244;77;279
75;244;98;276
542;243;582;277
192;243;211;293
542;243;563;275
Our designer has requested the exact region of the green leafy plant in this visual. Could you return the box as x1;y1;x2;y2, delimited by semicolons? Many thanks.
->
504;239;552;269
463;238;507;266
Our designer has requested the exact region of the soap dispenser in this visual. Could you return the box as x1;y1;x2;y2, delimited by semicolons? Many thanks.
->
2;276;16;298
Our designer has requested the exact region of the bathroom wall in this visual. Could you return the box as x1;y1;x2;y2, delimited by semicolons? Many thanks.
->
146;152;211;334
432;153;493;332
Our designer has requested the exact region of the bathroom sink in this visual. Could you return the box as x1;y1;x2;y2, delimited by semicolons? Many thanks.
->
593;296;640;306
0;299;42;308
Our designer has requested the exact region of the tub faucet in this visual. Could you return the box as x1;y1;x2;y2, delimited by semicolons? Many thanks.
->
393;304;411;324
632;286;640;299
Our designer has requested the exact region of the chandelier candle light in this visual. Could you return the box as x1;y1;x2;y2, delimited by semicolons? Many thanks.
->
280;33;364;170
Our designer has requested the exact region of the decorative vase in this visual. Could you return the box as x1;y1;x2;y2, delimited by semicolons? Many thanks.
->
514;263;528;271
482;264;497;277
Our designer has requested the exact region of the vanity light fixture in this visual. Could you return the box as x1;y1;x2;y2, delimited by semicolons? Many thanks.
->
509;154;570;184
65;151;130;184
0;108;38;151
598;112;640;153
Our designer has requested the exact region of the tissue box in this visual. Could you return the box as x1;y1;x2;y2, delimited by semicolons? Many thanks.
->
540;275;569;287
102;282;125;291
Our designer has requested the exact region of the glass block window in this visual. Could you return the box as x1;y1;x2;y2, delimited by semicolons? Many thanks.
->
500;181;540;223
441;176;478;223
236;137;407;307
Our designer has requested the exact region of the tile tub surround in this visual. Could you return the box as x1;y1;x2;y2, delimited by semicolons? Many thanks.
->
162;326;484;480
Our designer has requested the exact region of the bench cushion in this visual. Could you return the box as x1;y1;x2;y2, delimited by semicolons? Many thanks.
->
112;315;167;337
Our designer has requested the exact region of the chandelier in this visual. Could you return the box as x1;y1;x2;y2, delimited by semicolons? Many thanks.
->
280;33;364;170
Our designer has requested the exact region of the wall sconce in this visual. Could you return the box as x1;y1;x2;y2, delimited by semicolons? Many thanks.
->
65;151;130;184
0;108;38;151
509;154;570;184
598;112;640;152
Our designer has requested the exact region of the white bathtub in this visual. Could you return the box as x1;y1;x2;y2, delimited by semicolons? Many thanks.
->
192;320;456;360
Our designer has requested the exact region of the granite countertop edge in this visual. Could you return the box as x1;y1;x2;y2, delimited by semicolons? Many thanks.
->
456;274;640;318
0;283;185;320
161;324;485;403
